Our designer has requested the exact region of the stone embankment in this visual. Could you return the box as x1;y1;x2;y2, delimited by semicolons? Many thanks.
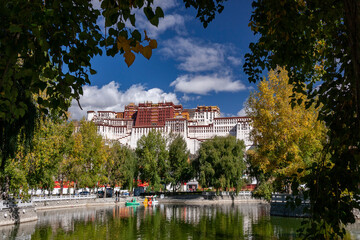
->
0;196;124;226
33;196;123;210
270;194;310;218
158;192;266;205
0;207;37;226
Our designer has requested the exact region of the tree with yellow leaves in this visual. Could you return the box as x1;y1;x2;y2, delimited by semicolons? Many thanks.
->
246;68;327;200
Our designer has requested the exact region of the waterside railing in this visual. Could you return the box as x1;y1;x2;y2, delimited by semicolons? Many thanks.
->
32;194;96;202
271;193;310;204
0;194;97;210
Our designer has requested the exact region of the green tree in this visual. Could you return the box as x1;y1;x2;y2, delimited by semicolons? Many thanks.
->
0;116;73;198
0;0;227;199
55;120;75;195
136;130;168;191
195;136;246;192
106;142;137;191
168;135;192;192
246;68;326;200
0;0;226;173
0;155;28;199
69;120;108;190
24;118;62;193
245;1;360;237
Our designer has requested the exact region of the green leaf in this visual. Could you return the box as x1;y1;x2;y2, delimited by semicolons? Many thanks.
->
131;30;141;42
129;14;136;26
108;28;117;36
117;22;125;29
144;7;154;20
155;7;164;18
90;69;97;75
79;32;88;40
9;24;22;33
119;30;128;39
150;17;159;27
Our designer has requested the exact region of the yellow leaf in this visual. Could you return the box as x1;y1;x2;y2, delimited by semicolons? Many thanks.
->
131;42;141;53
124;51;135;67
149;39;157;49
141;45;152;60
117;36;130;52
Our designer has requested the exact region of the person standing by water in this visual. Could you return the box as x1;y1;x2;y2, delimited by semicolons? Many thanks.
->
115;191;119;202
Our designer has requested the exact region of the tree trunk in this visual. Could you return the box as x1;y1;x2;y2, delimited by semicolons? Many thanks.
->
74;181;77;196
59;176;63;196
3;176;9;200
286;182;292;195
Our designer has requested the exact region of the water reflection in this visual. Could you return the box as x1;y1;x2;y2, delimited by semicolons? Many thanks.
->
1;204;360;239
0;221;36;240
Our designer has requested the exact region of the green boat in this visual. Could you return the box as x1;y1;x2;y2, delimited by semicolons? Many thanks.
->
125;198;140;206
125;201;140;206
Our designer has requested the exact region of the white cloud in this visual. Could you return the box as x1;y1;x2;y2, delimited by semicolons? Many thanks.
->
91;0;178;12
125;0;187;38
237;98;250;116
153;0;179;11
136;14;187;38
170;73;246;95
181;94;201;102
69;81;178;120
161;38;225;72
227;56;242;66
91;0;101;10
150;0;183;37
237;108;246;116
161;37;242;73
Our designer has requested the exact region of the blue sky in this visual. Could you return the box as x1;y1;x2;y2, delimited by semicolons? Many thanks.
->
69;0;259;119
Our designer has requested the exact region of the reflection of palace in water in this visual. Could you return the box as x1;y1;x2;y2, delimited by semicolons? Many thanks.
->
3;204;360;239
0;221;37;239
0;204;268;239
36;206;113;232
2;204;360;239
158;204;269;234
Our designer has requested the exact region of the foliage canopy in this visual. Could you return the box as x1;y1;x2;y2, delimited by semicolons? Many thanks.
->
168;134;192;191
246;68;326;200
106;142;137;191
245;0;360;238
136;130;168;191
195;136;246;192
0;0;226;172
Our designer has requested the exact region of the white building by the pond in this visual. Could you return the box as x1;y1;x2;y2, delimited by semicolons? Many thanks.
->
87;102;253;154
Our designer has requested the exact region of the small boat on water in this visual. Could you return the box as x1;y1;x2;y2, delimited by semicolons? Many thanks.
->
125;198;140;206
144;195;159;206
150;195;159;205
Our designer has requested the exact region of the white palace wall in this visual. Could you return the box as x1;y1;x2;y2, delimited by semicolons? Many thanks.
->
89;112;253;154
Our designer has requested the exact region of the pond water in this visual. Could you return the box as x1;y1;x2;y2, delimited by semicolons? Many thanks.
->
1;203;360;239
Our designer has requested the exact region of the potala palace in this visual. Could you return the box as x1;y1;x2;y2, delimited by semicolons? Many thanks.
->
87;102;253;154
